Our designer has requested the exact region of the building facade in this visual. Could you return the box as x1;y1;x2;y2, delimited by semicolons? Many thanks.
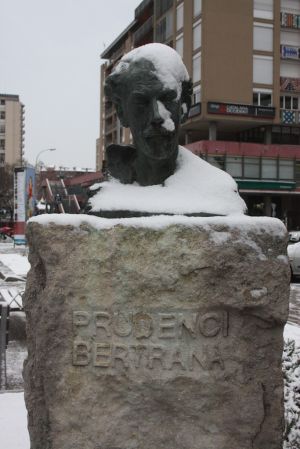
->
98;0;300;228
0;94;25;167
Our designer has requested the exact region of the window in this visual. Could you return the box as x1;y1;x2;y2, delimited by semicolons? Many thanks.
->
193;20;201;50
253;55;273;84
194;0;202;17
156;10;173;43
193;52;201;83
156;0;173;18
0;100;5;105
280;95;299;110
176;3;184;31
253;89;273;106
244;157;260;178
279;160;294;179
226;157;242;177
254;0;273;20
0;139;4;150
176;33;184;57
253;23;273;51
0;125;5;134
262;158;277;179
0;112;5;119
192;85;201;105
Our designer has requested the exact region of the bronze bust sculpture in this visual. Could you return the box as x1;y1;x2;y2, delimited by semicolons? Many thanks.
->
104;44;193;186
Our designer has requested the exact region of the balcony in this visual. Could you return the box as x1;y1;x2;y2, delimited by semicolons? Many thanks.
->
133;15;153;45
135;0;153;19
280;11;300;29
281;109;300;124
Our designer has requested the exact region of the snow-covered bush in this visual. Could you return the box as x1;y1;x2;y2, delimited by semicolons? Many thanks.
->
283;338;300;448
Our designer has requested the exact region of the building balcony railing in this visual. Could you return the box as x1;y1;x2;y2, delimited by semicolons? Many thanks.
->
135;0;153;19
105;123;116;134
281;109;300;125
133;15;153;45
280;77;300;93
280;11;300;29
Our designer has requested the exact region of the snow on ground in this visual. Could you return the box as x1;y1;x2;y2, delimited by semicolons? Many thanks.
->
0;254;30;277
0;392;30;449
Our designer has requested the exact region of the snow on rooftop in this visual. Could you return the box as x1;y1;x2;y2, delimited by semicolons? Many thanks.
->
114;43;189;99
88;146;246;216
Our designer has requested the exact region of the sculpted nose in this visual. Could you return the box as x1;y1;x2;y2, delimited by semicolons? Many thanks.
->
151;99;163;126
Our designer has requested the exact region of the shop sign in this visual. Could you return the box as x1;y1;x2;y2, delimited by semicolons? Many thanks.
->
207;102;275;119
281;45;300;60
188;102;201;118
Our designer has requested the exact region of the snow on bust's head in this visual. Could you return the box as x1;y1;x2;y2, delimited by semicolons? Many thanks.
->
114;43;190;99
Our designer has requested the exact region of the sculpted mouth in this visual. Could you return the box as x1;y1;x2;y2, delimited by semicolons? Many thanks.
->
143;130;174;139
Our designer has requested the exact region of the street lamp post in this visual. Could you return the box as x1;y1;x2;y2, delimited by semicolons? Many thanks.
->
35;148;56;171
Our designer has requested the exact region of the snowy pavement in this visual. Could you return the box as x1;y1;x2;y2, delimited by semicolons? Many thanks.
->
0;240;299;448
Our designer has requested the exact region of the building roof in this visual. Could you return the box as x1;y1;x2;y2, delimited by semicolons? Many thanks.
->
100;19;137;59
0;94;20;101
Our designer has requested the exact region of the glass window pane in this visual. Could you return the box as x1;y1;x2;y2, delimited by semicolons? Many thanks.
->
192;85;201;104
176;35;183;57
253;93;259;105
280;96;284;109
194;0;201;17
165;10;173;40
193;53;201;83
292;97;299;110
244;157;260;178
260;93;272;106
176;3;184;31
226;157;242;177
285;96;291;109
193;23;201;50
279;160;294;180
262;158;277;179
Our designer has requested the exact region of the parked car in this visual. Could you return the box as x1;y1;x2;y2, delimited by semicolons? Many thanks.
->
289;230;300;244
0;226;14;240
288;242;300;279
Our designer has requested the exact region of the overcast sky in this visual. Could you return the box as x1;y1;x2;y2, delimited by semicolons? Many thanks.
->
0;0;141;169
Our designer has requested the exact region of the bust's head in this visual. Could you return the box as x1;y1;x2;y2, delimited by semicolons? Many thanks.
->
104;44;192;185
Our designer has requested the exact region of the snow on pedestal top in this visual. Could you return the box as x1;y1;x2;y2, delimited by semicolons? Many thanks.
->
89;146;247;216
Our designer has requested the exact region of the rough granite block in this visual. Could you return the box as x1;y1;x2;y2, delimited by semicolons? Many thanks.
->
23;217;290;449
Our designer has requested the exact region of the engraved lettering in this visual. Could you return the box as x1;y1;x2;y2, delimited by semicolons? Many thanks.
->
133;313;153;339
206;346;224;370
73;341;91;365
223;311;229;337
198;312;222;337
94;312;112;336
158;313;177;339
169;348;186;370
177;312;198;338
189;350;206;370
130;345;148;368
93;343;111;367
113;312;132;337
112;344;129;368
148;345;167;369
73;311;90;327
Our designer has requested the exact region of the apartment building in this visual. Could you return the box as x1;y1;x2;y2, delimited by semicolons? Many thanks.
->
98;0;300;228
0;94;25;167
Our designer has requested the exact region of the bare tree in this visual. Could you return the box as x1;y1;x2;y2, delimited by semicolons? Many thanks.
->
0;164;14;221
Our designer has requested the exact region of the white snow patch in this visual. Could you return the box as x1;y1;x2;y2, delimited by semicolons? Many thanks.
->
284;323;300;344
0;392;30;449
209;231;231;245
250;287;268;299
0;254;30;277
114;43;189;100
157;100;175;132
277;255;289;265
89;147;246;216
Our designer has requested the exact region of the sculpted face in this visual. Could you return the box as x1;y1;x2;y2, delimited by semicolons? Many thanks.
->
121;60;181;162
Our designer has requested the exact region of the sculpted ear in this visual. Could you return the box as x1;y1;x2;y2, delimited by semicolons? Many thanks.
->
180;79;193;124
104;75;129;128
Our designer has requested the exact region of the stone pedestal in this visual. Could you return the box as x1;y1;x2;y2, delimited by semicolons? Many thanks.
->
24;217;290;449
